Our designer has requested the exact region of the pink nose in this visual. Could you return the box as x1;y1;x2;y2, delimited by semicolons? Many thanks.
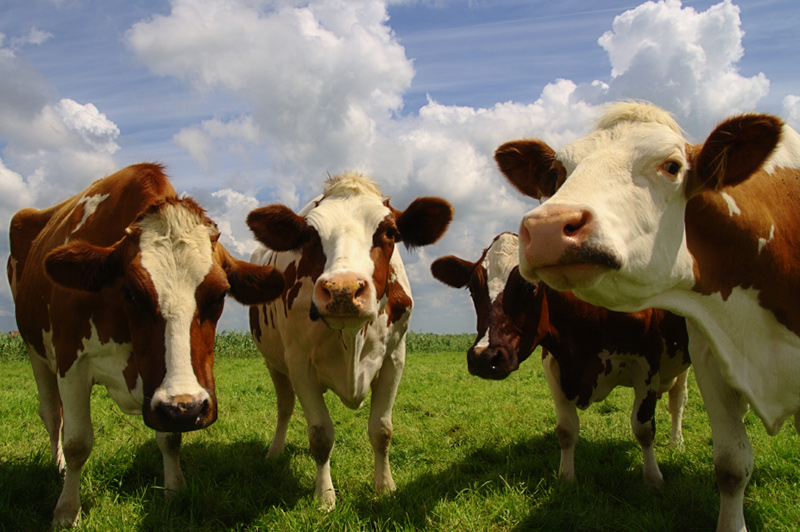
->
314;274;370;316
519;204;593;269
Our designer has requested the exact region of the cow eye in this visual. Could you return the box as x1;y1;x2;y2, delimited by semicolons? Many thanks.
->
385;227;399;240
661;160;681;176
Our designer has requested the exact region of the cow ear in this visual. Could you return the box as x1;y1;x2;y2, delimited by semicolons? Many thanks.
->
431;255;474;288
396;197;453;249
687;114;783;198
45;240;123;292
247;204;308;251
495;139;559;199
214;242;286;305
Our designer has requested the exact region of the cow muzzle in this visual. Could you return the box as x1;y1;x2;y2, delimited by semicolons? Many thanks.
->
519;204;621;290
467;345;518;380
312;273;376;329
145;390;217;433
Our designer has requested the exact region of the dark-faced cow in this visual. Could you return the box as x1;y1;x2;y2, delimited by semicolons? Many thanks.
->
497;101;800;532
431;232;690;485
7;164;285;527
247;172;452;509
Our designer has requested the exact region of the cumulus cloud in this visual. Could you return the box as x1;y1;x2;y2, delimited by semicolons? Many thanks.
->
596;0;769;138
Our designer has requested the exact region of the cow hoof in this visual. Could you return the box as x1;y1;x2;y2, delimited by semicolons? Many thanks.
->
373;478;396;493
51;509;80;529
644;473;664;488
316;489;336;512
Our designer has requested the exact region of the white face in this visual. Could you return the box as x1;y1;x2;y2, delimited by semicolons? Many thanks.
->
520;121;696;311
306;190;393;328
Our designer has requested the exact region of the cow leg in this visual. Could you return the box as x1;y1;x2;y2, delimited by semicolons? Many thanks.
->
29;354;65;472
631;370;663;486
692;342;751;532
667;368;689;448
368;344;405;493
156;431;184;498
292;377;336;510
266;366;296;459
542;353;579;481
53;369;94;527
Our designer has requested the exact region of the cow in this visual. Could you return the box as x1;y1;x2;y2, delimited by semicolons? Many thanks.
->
431;232;690;485
7;163;285;527
246;172;452;509
495;100;800;532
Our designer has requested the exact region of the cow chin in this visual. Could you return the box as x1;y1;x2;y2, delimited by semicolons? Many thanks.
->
142;394;218;433
533;262;612;292
318;312;376;331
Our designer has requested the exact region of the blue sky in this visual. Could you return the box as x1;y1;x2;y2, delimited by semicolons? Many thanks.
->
1;0;798;334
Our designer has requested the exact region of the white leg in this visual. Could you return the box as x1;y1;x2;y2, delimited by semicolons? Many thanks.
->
542;352;579;481
266;366;296;459
156;431;184;498
29;354;65;473
630;374;663;487
368;343;404;493
667;368;690;448
291;374;335;510
692;338;751;532
53;367;93;527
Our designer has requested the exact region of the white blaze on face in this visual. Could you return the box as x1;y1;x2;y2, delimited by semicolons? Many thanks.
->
474;233;520;350
306;175;391;316
137;203;213;405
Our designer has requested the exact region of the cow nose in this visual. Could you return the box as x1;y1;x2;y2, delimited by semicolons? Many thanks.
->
520;205;594;270
155;394;210;423
315;274;369;315
468;345;514;380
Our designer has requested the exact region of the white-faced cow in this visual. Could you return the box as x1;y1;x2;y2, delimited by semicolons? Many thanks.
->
496;101;800;532
7;163;285;527
431;232;690;485
247;172;452;509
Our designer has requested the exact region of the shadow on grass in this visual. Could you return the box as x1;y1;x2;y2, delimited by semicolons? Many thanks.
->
353;433;765;532
0;438;305;532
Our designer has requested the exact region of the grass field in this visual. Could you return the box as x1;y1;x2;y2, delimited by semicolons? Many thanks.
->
0;332;798;531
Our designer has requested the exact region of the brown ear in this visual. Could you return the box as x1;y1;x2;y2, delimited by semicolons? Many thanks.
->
246;204;308;251
431;255;475;288
215;243;285;305
495;139;559;199
45;240;123;292
395;197;453;249
687;114;783;198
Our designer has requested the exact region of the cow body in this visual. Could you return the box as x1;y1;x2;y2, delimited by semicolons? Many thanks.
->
247;173;452;508
496;101;800;531
7;164;284;526
432;232;690;485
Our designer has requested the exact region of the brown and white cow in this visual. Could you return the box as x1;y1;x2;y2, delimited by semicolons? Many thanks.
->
496;101;800;531
247;172;452;509
7;163;285;527
432;232;690;485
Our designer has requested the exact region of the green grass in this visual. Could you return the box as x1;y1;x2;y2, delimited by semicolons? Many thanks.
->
1;333;798;531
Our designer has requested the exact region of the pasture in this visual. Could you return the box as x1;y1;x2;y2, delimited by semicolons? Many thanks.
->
1;332;798;531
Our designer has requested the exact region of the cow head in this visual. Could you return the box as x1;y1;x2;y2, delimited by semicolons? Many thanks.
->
431;233;542;379
495;101;783;311
247;173;453;330
44;197;285;432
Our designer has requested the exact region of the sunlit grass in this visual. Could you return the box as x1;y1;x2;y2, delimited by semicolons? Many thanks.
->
1;332;798;531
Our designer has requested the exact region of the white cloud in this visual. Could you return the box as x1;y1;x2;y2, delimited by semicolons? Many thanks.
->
174;115;260;168
597;0;769;138
783;95;800;131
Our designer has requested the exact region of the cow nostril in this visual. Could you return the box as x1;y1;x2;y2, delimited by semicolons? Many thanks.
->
564;210;591;237
354;280;367;299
